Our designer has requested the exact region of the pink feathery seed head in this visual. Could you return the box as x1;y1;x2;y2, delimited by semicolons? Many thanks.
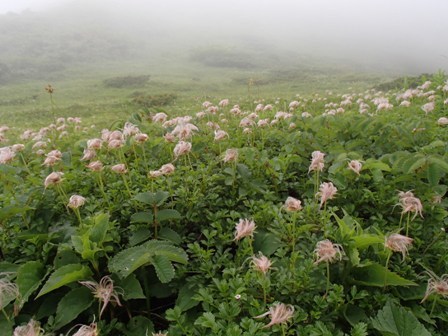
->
257;119;270;127
437;117;448;126
400;100;411;107
173;141;192;158
421;102;435;115
243;127;252;134
44;172;64;188
86;161;104;172
255;103;264;112
101;129;111;141
42;155;61;167
202;101;212;109
196;111;206;118
314;239;344;265
219;98;229;107
134;133;149;143
47;149;62;158
384;233;413;260
207;105;218;114
149;170;163;178
79;276;121;318
108;139;124;149
152;112;168;123
108;130;123;141
163;132;176;143
111;163;128;174
348;160;362;175
284;197;302;212
398;190;423;220
159;163;175;175
13;319;43;336
87;138;102;150
421;272;448;303
80;149;97;161
223;148;238;163
123;122;140;137
289;122;296;129
252;253;272;274
0;147;15;164
11;144;25;152
308;150;325;173
263;104;273;111
289;100;300;109
234;218;256;241
214;130;229;141
255;303;294;328
316;182;337;208
239;117;254;128
68;195;86;209
71;323;98;336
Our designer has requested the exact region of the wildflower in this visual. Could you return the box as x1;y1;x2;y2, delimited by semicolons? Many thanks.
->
0;273;19;310
314;239;344;265
123;122;140;137
421;272;448;303
316;182;337;208
68;195;86;209
223;148;238;163
348;160;362;175
107;130;123;141
173;141;192;158
79;276;122;318
251;253;272;274
255;303;294;328
384;233;413;260
214;129;228;141
152;332;168;336
108;139;124;149
71;323;98;336
87;138;102;150
171;123;199;140
239;117;254;128
284;197;302;212
257;119;270;127
398;190;423;219
0;147;15;164
164;132;176;143
437;117;448;126
234;219;256;241
44;172;63;188
11;144;25;152
308;151;325;173
152;112;168;123
219;99;229;107
43;155;61;167
159;163;175;175
302;112;312;118
80;149;97;161
13;319;44;336
289;123;296;129
134;133;149;143
234;294;241;300
86;161;104;172
289;100;300;109
421;102;435;115
111;163;127;174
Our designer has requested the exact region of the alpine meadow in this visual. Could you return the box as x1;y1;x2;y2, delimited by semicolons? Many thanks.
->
0;1;448;335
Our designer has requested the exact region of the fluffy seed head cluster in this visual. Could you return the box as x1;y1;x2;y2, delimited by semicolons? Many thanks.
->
309;151;325;173
421;272;448;303
152;112;168;123
234;219;256;241
421;102;435;115
314;239;344;265
44;172;64;188
223;148;238;163
348;160;362;175
72;323;98;336
79;276;122;318
13;319;44;336
437;117;448;126
80;149;97;161
0;273;19;310
214;129;229;141
173;141;192;158
398;190;423;219
316;182;337;208
0;146;15;164
87;138;102;150
134;133;149;143
384;233;413;260
149;163;176;178
86;161;104;172
251;253;272;274
284;197;302;212
68;195;86;209
152;333;168;336
111;163;128;174
255;303;294;328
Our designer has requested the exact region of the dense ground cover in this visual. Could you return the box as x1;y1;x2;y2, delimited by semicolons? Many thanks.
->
0;74;448;335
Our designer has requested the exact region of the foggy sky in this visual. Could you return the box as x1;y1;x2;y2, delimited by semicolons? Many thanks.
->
1;0;448;73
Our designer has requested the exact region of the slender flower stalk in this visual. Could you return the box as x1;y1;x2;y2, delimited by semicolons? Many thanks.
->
314;240;344;295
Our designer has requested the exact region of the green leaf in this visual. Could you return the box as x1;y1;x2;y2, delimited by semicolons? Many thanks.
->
151;255;174;283
363;160;391;172
134;191;169;206
253;231;283;256
195;312;218;331
156;209;181;222
130;211;154;224
128;227;151;246
352;263;417;287
352;234;384;249
344;304;368;326
54;286;94;329
428;156;448;173
0;262;19;274
371;300;431;336
406;157;427;173
0;311;12;336
426;162;443;186
176;284;200;312
117;274;145;300
16;261;45;307
89;213;110;244
159;227;182;244
36;264;93;298
125;316;154;336
109;240;187;279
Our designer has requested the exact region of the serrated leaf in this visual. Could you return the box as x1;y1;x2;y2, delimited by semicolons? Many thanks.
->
134;191;169;206
352;263;417;287
0;312;12;336
130;211;154;224
16;261;45;307
54;286;94;329
344;304;368;326
0;262;19;274
36;264;93;298
156;209;181;222
151;255;174;283
371;300;431;336
128;227;151;246
89;213;110;244
176;284;200;312
117;274;145;300
428;156;448;173
125;316;154;336
406;157;427;173
159;227;182;244
426;162;442;186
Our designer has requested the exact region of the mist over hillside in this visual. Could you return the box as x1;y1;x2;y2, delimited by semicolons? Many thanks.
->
0;0;447;86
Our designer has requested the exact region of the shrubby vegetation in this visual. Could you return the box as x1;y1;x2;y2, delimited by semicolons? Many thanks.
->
103;76;150;89
0;75;447;335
